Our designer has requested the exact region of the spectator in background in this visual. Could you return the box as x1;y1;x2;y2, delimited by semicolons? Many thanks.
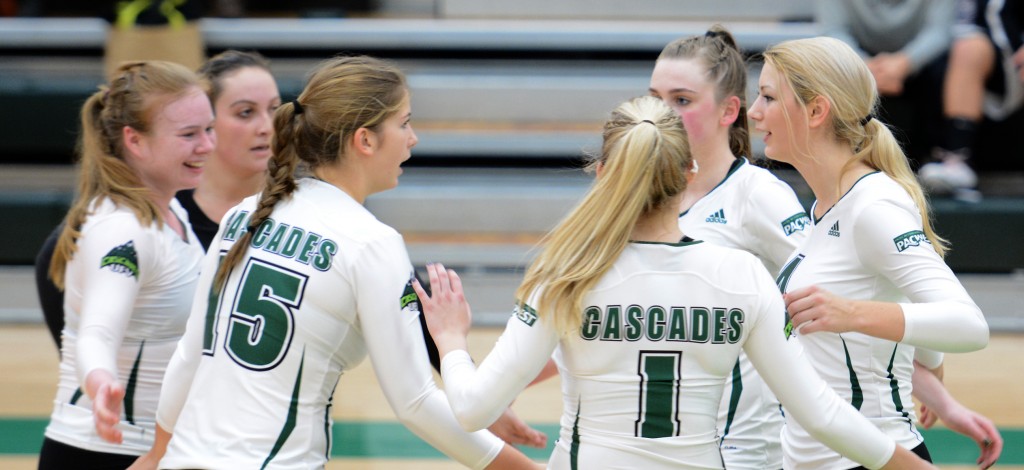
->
918;0;1024;199
817;0;956;170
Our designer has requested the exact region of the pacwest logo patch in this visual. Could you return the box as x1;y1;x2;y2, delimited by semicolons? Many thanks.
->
893;230;930;252
781;212;811;236
100;241;139;279
514;303;538;327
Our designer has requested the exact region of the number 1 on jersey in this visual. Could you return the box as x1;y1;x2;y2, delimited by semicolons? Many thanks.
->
635;351;681;438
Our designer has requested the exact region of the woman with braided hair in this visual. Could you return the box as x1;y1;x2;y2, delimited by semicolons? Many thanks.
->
38;60;214;469
134;55;536;470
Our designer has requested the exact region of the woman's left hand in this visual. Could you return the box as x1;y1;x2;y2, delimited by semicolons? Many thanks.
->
784;285;860;335
413;263;471;355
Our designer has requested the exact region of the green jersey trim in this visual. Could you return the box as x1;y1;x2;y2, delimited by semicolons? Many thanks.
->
678;157;746;217
262;350;305;470
720;359;743;442
570;401;581;470
124;341;145;424
811;171;881;224
841;336;864;410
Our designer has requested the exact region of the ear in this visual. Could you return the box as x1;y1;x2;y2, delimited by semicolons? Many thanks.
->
351;127;377;157
121;126;145;159
595;161;605;179
719;95;741;127
806;95;831;129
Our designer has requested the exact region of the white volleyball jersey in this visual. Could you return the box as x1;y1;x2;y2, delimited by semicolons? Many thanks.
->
678;158;809;469
777;172;989;470
46;197;203;455
158;178;502;470
441;240;896;470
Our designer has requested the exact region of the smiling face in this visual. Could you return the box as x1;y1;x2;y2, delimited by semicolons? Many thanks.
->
212;66;280;178
367;93;417;195
649;58;732;152
127;86;216;200
748;62;808;165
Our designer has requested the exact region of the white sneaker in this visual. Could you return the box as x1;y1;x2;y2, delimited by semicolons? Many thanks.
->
918;151;978;194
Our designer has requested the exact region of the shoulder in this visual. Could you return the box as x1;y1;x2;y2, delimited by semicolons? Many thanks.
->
81;198;146;234
847;173;920;221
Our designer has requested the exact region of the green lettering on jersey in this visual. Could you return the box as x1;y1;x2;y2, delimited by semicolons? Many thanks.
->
690;307;710;343
296;232;321;265
279;227;306;258
250;218;275;248
601;305;622;340
624;305;644;341
99;240;139;279
312;239;336;271
581;306;601;340
263;223;290;254
666;307;687;341
727;309;745;343
712;308;728;344
646;306;666;341
223;210;249;241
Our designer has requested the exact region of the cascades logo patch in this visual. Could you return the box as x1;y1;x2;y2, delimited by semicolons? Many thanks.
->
100;241;139;279
400;274;420;314
781;212;811;236
893;230;930;252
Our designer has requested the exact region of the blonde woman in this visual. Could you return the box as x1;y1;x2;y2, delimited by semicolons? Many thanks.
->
749;36;994;469
417;96;935;470
650;25;809;469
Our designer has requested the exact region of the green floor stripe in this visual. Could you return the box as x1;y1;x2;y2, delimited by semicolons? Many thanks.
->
1;418;1020;464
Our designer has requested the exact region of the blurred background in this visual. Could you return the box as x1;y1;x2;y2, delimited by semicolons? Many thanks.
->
0;0;1021;467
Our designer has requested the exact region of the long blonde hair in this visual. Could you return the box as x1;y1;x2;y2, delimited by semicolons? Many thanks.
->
762;37;947;257
516;96;693;334
214;55;408;289
50;61;202;289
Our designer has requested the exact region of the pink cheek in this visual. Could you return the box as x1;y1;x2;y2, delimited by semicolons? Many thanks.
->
679;112;707;142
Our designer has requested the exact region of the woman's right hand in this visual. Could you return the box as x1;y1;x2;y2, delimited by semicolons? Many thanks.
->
413;263;472;356
85;369;125;444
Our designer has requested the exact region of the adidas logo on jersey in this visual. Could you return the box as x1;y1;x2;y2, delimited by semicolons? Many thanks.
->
893;230;930;252
705;209;727;224
827;221;840;237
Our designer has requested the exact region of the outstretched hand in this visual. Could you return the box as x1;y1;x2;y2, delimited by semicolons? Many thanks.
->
412;263;472;356
93;379;126;444
489;407;548;449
